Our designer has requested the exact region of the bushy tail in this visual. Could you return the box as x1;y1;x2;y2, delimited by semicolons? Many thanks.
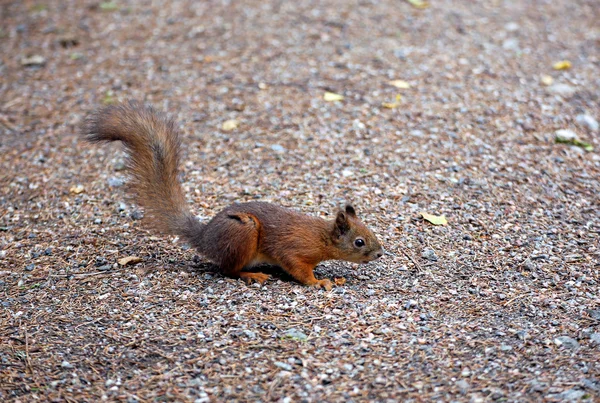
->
82;101;204;243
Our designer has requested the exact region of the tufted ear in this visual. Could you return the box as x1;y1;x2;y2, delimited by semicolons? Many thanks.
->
345;205;356;217
334;210;350;237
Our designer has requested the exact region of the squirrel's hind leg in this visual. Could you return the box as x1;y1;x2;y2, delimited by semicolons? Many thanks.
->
217;213;270;285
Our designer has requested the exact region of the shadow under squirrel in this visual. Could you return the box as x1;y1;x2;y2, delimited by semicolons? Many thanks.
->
82;101;383;290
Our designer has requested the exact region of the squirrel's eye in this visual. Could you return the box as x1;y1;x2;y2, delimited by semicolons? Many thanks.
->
354;238;365;248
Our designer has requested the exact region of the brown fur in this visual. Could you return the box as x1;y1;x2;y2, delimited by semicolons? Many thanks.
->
82;102;383;289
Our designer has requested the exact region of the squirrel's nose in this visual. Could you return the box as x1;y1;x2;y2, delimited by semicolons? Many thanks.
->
375;250;383;259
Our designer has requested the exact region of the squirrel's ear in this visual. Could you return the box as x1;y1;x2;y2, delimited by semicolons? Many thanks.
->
345;205;356;217
335;211;350;236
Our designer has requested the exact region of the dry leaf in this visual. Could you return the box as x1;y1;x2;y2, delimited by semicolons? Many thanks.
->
552;60;571;70
389;80;411;89
118;256;142;266
382;94;402;109
421;212;448;226
222;119;239;131
69;185;84;194
323;92;344;102
406;0;429;9
540;75;553;86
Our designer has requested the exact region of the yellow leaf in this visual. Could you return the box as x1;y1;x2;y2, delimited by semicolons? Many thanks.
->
552;60;571;70
389;80;411;89
118;256;142;266
222;119;239;131
540;75;553;86
406;0;429;9
421;212;447;226
323;92;344;102
70;185;84;194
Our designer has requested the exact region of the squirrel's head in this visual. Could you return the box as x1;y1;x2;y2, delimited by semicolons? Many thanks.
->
332;205;384;264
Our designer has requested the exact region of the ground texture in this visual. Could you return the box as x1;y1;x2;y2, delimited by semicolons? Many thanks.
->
1;0;600;402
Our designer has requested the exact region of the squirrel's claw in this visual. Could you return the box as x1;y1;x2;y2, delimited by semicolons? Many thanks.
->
240;272;270;285
315;279;333;291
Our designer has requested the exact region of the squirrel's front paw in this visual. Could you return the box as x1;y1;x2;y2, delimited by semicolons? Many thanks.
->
314;279;333;291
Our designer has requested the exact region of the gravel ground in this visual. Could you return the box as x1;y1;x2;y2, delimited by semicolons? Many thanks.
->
1;0;599;401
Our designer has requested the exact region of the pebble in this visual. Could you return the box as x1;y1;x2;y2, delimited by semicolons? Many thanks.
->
470;393;484;403
500;344;513;352
284;328;308;341
523;259;535;271
131;210;144;220
590;333;600;344
24;264;35;271
107;177;124;187
576;114;598;132
404;299;418;309
553;389;586;401
548;83;577;97
242;330;257;339
421;248;438;261
274;361;293;371
502;38;519;51
456;379;470;393
554;335;579;349
582;378;600;392
117;202;127;212
61;361;74;369
270;144;285;153
375;376;386;384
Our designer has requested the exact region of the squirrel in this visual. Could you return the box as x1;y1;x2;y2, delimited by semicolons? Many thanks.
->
82;101;383;290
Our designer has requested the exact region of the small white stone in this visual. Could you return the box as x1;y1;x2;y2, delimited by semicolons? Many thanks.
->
576;114;599;132
555;129;577;142
548;83;577;97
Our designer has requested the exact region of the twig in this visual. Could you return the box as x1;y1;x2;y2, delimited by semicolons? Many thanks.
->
0;116;15;132
24;326;34;375
398;244;423;272
266;373;282;400
503;293;531;307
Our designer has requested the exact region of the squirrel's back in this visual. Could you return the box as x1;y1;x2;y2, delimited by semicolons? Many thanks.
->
82;101;203;241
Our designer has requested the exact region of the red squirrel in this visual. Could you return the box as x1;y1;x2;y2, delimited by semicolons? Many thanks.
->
82;101;383;290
